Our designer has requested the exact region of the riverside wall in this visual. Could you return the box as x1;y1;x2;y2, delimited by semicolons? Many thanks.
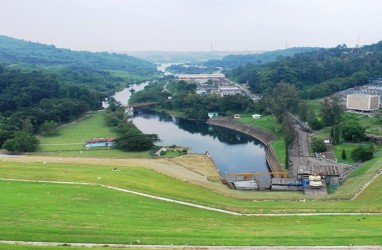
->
206;117;283;174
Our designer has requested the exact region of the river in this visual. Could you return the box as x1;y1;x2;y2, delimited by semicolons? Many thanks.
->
113;81;268;175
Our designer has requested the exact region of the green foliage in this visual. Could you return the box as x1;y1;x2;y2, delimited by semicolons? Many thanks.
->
105;106;160;151
311;137;327;153
281;115;295;145
39;120;59;136
331;125;341;145
115;123;159;151
320;95;343;126
132;80;255;121
265;82;299;121
225;42;382;97
342;148;347;160
2;131;39;153
207;47;318;69
351;144;374;162
0;35;157;76
342;122;365;142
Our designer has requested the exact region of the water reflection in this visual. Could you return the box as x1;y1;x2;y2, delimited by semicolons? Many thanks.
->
131;111;268;174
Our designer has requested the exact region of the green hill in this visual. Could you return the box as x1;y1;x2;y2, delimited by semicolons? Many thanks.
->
0;35;157;76
204;47;319;69
225;42;382;97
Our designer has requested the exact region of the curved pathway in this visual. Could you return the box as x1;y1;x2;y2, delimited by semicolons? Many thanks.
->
1;177;381;217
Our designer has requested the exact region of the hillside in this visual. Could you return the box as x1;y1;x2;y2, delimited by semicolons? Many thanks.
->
225;42;382;97
204;47;319;69
0;35;157;75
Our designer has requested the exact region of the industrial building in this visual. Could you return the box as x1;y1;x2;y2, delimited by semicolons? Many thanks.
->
346;94;380;112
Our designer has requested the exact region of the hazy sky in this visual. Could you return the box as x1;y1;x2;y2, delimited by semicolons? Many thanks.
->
1;0;382;52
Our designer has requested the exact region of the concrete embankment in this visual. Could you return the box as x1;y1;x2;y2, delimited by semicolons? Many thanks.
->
206;117;283;173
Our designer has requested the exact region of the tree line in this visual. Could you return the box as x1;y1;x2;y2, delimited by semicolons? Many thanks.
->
130;80;256;121
0;67;105;152
225;42;382;98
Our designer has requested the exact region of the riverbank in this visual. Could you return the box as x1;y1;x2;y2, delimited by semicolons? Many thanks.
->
207;117;283;173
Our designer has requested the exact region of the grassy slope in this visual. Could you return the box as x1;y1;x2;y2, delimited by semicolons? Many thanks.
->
1;160;381;213
36;111;148;158
1;180;382;246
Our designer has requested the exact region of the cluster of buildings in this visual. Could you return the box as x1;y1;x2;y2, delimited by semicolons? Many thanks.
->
179;73;244;97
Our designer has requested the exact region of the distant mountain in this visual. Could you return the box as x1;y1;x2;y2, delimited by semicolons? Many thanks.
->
204;47;320;69
124;50;264;64
0;35;157;77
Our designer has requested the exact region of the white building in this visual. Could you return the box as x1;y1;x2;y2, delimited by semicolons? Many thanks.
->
346;94;380;112
219;86;242;96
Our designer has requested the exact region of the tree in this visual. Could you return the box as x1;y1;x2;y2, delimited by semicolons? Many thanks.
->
115;129;159;151
311;137;327;153
2;131;39;153
341;149;347;160
351;144;374;162
39;120;60;136
341;122;365;142
320;95;343;126
265;82;300;122
297;101;309;122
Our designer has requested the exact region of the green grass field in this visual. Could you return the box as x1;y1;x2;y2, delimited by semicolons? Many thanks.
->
38;111;116;151
2;106;382;247
1;180;382;246
36;111;151;158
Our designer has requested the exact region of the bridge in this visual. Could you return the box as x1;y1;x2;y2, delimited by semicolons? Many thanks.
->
125;102;158;109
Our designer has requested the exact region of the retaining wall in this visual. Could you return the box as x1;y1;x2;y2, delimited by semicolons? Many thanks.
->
207;117;283;173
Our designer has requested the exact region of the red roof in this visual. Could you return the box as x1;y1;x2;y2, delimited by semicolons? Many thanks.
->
86;138;115;143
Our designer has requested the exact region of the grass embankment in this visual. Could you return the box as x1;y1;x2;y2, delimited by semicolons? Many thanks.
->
238;115;286;167
1;158;382;212
1;180;382;246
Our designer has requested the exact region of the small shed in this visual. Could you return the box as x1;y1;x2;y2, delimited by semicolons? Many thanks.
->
252;114;262;119
85;138;116;149
208;112;219;118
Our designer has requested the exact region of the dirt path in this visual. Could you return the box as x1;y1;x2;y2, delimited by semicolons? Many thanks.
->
0;240;380;250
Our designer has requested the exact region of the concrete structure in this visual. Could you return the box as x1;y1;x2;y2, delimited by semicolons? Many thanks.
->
252;114;262;119
219;86;242;96
208;112;219;118
85;138;116;149
178;73;225;80
346;94;380;112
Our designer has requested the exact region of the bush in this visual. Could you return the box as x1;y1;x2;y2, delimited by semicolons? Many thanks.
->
311;137;327;153
351;144;374;162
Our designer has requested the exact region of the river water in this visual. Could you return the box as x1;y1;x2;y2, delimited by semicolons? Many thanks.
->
113;81;268;176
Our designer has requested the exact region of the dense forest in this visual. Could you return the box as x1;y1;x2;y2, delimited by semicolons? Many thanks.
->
225;42;382;98
0;67;103;150
0;35;159;152
204;47;318;69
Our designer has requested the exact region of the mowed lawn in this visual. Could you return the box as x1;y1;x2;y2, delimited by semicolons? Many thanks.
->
36;111;149;158
1;180;382;246
1;160;382;214
38;111;117;151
